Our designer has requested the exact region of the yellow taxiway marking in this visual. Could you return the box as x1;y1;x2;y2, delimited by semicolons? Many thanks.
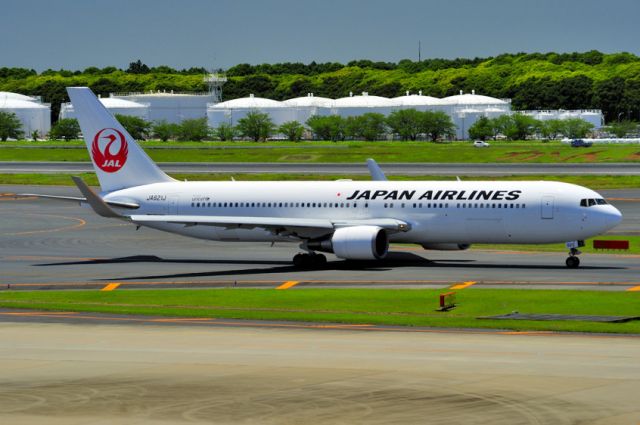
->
450;281;477;290
627;285;640;292
276;281;300;290
101;283;121;291
3;214;86;236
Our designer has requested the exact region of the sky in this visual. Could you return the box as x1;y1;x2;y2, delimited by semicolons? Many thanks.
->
3;0;640;71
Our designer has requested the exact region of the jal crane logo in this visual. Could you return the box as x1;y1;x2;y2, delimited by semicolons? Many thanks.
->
91;128;128;173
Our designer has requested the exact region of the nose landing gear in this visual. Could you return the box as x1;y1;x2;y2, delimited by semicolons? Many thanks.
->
565;241;584;268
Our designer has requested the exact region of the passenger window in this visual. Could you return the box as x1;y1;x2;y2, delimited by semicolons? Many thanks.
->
365;203;369;208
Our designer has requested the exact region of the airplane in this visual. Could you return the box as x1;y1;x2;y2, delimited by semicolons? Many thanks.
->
24;87;622;269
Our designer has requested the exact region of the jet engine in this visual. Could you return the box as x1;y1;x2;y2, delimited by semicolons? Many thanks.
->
308;226;388;260
421;243;471;251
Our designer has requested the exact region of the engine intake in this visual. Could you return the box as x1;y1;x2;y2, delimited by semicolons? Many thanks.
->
308;226;388;260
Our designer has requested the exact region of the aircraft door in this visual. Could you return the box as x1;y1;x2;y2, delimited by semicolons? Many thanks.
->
541;196;554;219
166;196;179;215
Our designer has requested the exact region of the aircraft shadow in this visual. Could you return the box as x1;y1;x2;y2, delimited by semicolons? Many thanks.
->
63;251;623;282
35;255;291;267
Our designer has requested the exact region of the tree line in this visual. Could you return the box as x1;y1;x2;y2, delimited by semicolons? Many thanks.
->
2;51;640;124
3;108;636;142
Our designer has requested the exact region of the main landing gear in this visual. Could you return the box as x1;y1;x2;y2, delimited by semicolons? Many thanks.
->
293;252;327;268
565;240;584;268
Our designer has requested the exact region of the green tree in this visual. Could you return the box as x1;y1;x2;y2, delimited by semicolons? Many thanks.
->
468;116;493;141
344;113;387;141
386;109;423;140
213;122;237;141
278;120;305;141
562;118;595;138
421;110;456;141
503;114;540;140
126;59;150;74
49;118;80;141
538;119;566;140
152;119;180;141
115;114;151;140
31;130;40;141
236;111;275;142
306;115;346;142
489;115;513;139
0;111;23;141
177;117;210;141
609;120;637;138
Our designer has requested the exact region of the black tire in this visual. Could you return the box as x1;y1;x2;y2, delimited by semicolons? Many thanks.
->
565;256;580;268
293;253;305;267
314;254;327;267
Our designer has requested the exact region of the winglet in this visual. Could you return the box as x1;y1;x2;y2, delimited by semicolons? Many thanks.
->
366;158;387;181
71;176;121;218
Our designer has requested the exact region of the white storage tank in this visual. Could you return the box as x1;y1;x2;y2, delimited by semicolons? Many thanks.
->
207;94;295;128
332;92;395;117
392;91;444;111
110;91;216;123
60;97;149;120
282;93;334;123
0;92;51;137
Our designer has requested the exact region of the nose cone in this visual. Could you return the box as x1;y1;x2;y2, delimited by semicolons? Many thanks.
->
601;205;623;231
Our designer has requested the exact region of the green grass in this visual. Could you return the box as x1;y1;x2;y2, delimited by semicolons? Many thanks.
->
1;140;639;163
0;288;639;333
473;235;639;255
2;173;640;189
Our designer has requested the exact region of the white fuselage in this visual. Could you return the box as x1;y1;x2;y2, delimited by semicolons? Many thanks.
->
103;180;622;245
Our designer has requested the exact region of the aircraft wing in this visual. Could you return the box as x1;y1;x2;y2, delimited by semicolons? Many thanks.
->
129;214;410;236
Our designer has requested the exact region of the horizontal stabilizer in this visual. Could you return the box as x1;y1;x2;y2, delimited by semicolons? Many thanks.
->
18;193;139;209
71;176;121;218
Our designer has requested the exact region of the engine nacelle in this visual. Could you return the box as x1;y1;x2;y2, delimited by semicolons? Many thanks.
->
308;226;388;260
421;243;471;251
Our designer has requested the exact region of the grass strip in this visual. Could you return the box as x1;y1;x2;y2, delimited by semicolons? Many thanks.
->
0;140;639;163
2;173;640;189
0;288;638;334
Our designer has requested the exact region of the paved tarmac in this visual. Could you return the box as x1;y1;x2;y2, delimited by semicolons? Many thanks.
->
1;161;639;175
0;315;638;424
1;185;639;291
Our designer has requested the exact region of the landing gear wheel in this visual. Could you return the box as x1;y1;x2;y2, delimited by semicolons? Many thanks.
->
293;253;327;268
565;256;580;268
314;254;327;267
293;253;307;267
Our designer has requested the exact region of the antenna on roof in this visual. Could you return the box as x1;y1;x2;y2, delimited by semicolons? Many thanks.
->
418;40;421;62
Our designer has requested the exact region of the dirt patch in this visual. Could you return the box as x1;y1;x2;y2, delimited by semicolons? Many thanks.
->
562;150;604;162
279;154;320;161
498;151;544;162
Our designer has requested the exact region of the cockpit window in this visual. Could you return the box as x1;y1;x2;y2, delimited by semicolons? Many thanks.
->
580;198;608;207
